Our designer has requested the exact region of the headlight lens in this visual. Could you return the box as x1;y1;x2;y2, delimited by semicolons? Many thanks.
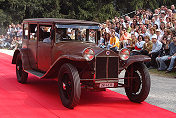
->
83;48;94;61
119;48;130;60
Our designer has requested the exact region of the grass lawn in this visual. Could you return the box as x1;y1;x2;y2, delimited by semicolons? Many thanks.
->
149;69;176;78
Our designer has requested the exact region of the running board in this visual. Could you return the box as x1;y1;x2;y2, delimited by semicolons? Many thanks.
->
25;69;45;78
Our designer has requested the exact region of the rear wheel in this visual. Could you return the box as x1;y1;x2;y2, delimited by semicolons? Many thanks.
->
58;63;81;109
125;63;150;103
16;53;28;83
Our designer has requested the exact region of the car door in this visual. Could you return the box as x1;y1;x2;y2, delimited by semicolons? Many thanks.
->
37;24;52;72
28;23;38;70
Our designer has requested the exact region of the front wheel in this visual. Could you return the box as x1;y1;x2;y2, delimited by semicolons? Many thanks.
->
58;63;81;109
125;63;150;103
16;53;28;83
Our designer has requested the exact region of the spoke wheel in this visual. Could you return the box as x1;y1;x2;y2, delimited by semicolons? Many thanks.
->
16;54;28;83
125;63;150;103
58;63;81;109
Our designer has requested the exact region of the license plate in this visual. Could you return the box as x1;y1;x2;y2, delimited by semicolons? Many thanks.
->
99;83;114;88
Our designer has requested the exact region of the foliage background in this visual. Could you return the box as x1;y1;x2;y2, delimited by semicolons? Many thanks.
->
0;0;175;34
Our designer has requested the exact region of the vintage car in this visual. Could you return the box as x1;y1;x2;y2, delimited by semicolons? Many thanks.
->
12;18;151;109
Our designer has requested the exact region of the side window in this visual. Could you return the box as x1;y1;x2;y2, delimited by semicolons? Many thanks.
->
29;24;37;41
23;24;28;39
39;25;52;43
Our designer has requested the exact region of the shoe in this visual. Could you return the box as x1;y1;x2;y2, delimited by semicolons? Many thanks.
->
157;68;166;71
165;70;172;73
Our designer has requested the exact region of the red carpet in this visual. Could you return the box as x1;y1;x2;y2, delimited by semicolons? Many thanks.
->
0;52;175;118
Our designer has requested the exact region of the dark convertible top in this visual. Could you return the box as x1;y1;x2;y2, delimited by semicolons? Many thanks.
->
23;18;99;26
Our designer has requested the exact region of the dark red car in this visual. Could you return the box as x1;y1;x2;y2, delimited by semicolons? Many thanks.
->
12;18;151;109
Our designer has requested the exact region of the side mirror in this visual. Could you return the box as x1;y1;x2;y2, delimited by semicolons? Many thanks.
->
51;29;55;40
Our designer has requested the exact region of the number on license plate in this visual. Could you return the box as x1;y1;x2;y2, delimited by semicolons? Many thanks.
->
99;83;114;88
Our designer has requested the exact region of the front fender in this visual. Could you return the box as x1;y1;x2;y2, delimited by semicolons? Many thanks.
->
41;55;87;79
122;55;151;70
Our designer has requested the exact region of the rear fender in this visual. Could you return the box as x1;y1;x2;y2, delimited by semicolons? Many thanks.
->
12;49;20;64
12;48;31;70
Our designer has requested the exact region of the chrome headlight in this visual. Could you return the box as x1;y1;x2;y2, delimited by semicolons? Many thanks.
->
82;48;94;61
119;48;130;60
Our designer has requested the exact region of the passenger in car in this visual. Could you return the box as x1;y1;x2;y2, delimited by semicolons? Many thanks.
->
55;29;65;43
42;27;51;43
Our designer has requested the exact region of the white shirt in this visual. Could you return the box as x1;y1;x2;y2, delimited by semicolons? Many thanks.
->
151;41;162;53
157;34;163;41
143;32;150;37
136;41;145;49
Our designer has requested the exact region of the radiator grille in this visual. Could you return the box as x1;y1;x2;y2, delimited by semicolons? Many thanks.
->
95;57;118;79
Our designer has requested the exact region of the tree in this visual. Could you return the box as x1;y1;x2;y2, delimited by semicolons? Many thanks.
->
59;0;119;22
130;0;158;10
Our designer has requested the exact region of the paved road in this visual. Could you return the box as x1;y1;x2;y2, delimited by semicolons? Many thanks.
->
1;49;176;113
110;71;176;113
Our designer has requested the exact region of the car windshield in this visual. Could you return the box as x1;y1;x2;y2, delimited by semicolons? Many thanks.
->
55;24;100;43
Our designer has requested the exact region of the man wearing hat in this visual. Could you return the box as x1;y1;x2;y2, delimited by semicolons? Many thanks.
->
147;34;162;68
156;34;176;73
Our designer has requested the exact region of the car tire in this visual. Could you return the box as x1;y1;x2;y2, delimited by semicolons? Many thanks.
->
58;63;81;109
16;53;28;83
125;63;150;103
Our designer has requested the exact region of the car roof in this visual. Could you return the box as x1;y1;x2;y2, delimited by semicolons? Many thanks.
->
23;18;99;26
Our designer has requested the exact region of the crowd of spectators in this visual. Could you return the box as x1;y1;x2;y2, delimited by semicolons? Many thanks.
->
99;5;176;73
0;23;23;50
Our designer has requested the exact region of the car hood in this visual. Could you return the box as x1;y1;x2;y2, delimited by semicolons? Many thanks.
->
55;41;103;56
